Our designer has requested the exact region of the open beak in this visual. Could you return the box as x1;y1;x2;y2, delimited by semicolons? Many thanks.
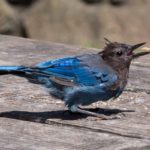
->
131;42;150;58
131;42;146;51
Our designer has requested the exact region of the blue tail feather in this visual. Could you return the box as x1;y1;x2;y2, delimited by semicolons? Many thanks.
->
0;66;27;74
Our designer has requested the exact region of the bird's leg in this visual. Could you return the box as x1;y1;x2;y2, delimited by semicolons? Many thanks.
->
69;105;120;120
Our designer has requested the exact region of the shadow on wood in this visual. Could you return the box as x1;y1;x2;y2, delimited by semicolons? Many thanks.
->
0;108;135;123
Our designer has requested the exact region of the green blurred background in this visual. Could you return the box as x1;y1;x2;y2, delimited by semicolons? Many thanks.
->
0;0;150;48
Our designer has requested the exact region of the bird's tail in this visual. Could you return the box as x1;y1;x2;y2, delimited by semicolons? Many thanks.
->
0;66;30;75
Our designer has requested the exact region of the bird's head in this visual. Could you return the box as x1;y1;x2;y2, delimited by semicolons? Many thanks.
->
100;38;150;69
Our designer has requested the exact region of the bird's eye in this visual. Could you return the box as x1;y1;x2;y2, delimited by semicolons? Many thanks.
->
116;51;123;56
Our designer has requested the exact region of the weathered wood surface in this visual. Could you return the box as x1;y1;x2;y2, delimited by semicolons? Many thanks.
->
0;35;149;150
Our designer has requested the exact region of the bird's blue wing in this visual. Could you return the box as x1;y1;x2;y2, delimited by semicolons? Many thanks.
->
35;55;118;87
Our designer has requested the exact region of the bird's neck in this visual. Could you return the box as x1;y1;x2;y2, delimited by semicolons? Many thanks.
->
102;57;131;73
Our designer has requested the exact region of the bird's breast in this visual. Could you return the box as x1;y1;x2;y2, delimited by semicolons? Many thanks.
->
111;68;129;98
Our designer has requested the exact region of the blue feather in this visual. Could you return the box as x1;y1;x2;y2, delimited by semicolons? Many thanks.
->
0;54;120;108
0;66;24;71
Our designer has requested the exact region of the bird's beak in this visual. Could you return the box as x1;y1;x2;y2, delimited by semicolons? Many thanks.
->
131;42;150;58
131;42;146;51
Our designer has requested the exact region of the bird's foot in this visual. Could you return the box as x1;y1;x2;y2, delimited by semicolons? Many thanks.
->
69;105;121;120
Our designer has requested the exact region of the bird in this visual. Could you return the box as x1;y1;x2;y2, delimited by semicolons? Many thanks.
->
0;38;149;119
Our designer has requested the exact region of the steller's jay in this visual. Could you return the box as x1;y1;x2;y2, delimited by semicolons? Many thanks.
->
0;38;149;119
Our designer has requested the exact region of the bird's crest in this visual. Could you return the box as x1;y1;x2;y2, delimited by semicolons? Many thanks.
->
104;38;112;46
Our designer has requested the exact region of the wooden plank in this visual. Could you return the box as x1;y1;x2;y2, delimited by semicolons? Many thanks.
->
0;35;150;149
1;118;150;150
